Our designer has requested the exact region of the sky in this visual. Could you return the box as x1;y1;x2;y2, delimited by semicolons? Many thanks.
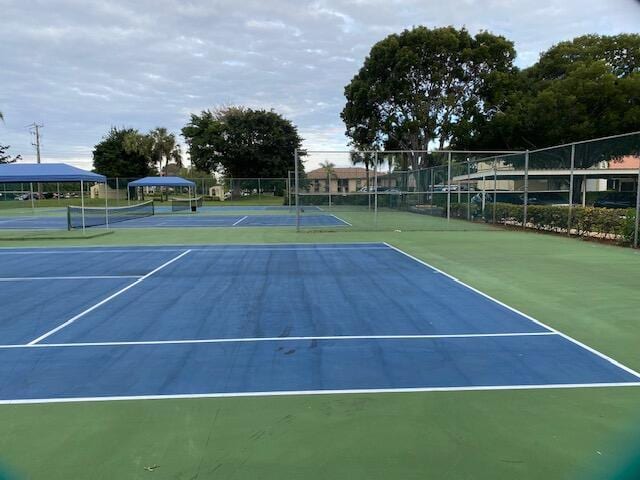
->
1;0;639;171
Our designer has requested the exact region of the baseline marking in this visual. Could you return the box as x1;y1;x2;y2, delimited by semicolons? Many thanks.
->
0;331;557;349
2;382;640;405
0;275;142;282
26;249;192;346
383;242;640;380
232;216;249;226
0;249;187;255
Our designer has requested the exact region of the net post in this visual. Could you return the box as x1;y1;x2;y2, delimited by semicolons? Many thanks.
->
66;205;71;231
258;178;261;200
294;149;300;232
447;151;452;222
80;179;86;233
567;143;575;235
523;150;529;230
634;162;640;248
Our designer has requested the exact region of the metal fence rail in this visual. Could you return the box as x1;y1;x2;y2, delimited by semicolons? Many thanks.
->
295;131;640;246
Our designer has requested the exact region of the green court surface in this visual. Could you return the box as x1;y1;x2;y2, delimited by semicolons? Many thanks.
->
1;226;640;479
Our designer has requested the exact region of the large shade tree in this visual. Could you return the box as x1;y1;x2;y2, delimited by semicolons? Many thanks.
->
462;34;640;151
342;26;517;170
92;128;155;178
182;107;303;178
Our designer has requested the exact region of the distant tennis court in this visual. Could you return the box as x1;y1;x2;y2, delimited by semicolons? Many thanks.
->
0;205;348;229
0;242;638;404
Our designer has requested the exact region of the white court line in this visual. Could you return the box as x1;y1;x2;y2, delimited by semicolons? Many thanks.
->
0;275;142;282
0;241;386;252
383;242;640;380
0;331;557;349
0;249;187;255
330;214;352;226
0;246;389;254
26;249;192;346
2;382;640;405
232;215;249;226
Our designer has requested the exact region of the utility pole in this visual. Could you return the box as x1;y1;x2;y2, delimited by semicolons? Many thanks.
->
27;123;43;199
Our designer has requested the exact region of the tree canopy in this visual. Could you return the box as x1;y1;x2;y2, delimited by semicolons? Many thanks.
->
341;26;516;168
181;107;303;178
458;34;640;151
0;144;21;164
92;127;155;178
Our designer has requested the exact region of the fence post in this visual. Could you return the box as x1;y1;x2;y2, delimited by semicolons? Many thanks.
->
567;143;575;235
492;160;497;224
294;150;300;232
523;150;529;229
634;164;640;248
374;152;379;226
447;151;452;221
466;159;471;221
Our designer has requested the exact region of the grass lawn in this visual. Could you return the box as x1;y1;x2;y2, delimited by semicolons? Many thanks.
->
0;226;639;479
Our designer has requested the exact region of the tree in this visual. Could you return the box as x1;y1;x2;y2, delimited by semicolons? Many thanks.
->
454;34;640;203
182;107;303;181
462;34;640;151
350;151;374;191
319;161;336;193
148;127;182;175
0;144;21;164
92;128;155;178
342;26;516;169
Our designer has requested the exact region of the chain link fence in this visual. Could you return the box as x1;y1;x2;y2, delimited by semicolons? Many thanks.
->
295;131;640;246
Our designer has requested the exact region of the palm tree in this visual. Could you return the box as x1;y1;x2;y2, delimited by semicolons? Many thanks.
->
319;160;336;209
149;127;182;175
319;160;336;193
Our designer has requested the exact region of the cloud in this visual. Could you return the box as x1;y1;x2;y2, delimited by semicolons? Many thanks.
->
1;0;639;168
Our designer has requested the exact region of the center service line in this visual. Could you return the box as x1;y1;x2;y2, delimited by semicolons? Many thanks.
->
27;250;192;345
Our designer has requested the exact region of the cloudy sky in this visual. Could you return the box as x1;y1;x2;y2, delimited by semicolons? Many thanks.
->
1;0;639;170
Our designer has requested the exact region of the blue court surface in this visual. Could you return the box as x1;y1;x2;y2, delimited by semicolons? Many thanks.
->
0;242;638;404
0;211;347;229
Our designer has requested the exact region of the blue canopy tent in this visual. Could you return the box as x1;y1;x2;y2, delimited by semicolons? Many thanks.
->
127;176;197;206
0;163;107;231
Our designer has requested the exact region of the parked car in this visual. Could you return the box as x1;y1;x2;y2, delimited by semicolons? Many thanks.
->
593;192;636;209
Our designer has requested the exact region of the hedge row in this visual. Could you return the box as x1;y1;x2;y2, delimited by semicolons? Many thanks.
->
449;202;638;244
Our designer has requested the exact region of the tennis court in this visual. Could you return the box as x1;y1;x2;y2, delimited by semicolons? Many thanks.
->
0;207;348;230
0;242;637;404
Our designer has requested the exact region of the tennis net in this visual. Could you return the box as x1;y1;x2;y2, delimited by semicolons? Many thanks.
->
67;201;155;229
171;196;203;212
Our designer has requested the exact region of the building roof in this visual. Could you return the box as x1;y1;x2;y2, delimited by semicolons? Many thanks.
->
128;176;196;188
0;163;106;183
306;167;369;180
609;156;640;169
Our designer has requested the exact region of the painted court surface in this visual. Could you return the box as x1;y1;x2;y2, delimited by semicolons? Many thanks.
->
0;211;348;229
0;242;638;404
